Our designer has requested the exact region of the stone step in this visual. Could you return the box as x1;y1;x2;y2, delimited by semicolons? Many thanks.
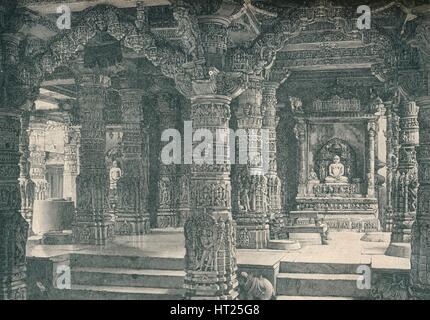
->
276;273;370;298
72;267;185;289
277;295;354;300
267;240;301;251
70;253;184;271
280;261;367;274
52;285;184;300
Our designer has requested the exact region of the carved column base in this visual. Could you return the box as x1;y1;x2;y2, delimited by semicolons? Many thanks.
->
73;219;114;245
391;215;415;243
0;265;27;300
235;213;269;249
156;210;178;228
0;214;28;300
269;212;287;240
184;271;239;300
184;215;238;300
177;208;191;227
115;214;150;235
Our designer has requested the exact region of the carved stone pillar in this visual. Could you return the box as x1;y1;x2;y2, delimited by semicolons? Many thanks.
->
177;104;191;227
295;119;307;196
233;80;268;249
392;100;419;243
0;109;28;300
411;95;430;298
410;13;430;298
115;89;150;235
262;82;284;239
156;93;178;228
367;120;377;198
198;17;229;70
19;108;35;226
29;121;49;201
63;125;80;205
184;95;238;300
385;104;400;232
73;72;114;245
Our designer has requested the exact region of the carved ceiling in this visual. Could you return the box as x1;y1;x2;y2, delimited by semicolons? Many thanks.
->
2;0;429;114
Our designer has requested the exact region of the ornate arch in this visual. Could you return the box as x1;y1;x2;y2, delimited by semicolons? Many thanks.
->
21;5;190;97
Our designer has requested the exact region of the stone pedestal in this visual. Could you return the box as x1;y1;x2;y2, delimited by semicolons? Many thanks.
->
32;200;74;235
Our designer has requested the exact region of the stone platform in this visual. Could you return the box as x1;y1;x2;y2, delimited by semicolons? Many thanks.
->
26;229;410;300
291;195;380;232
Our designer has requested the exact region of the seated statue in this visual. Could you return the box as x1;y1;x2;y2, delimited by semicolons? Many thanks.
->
325;155;349;183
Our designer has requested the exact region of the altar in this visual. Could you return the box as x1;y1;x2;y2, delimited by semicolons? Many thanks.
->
289;95;381;232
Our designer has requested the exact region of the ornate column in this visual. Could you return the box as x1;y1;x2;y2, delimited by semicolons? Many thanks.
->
29;121;49;201
0;30;29;300
410;14;430;298
233;79;269;249
115;89;150;235
73;71;114;245
198;17;229;70
177;103;191;227
156;92;179;228
392;99;419;243
294;118;307;196
19;108;35;226
63;124;80;205
0;108;28;300
184;93;238;300
262;81;284;239
182;12;238;300
385;104;400;232
412;95;430;298
367;120;377;198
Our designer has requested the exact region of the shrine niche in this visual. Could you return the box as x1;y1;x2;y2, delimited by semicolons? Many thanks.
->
315;138;356;183
289;94;380;232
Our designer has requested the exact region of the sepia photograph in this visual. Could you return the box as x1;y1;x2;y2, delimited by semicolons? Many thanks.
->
0;0;429;307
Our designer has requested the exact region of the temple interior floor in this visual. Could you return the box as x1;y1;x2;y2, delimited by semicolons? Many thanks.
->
27;229;410;278
25;228;413;299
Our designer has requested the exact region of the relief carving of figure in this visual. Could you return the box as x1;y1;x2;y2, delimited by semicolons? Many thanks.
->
325;155;349;183
239;187;251;211
408;175;418;212
173;7;203;60
109;160;122;190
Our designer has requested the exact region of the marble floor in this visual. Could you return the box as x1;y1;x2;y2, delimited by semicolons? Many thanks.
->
27;229;410;272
